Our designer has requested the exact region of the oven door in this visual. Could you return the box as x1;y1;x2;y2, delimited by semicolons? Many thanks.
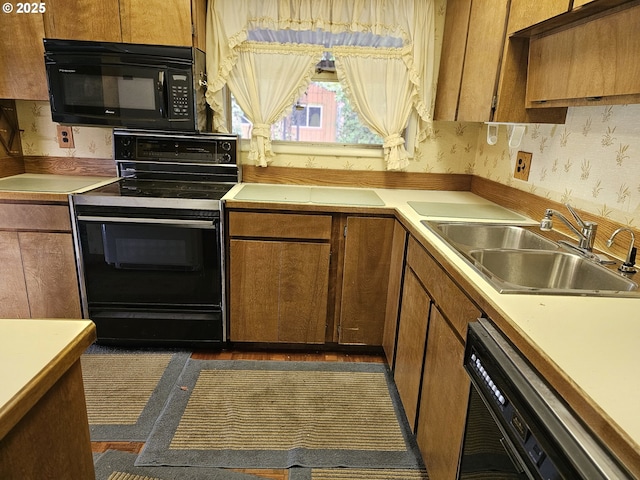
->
74;210;223;346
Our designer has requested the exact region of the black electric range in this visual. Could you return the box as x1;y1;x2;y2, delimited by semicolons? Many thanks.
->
70;130;239;347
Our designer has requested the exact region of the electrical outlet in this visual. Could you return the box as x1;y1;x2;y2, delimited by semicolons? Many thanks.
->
56;125;75;148
514;151;532;181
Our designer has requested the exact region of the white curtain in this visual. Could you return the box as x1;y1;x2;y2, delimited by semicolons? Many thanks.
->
334;46;415;170
227;42;322;166
205;0;436;170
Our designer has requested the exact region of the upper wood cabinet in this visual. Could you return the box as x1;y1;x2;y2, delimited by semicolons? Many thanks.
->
573;0;598;9
120;0;194;47
0;0;205;100
527;3;640;108
0;13;48;100
507;0;571;34
435;0;567;123
42;0;122;42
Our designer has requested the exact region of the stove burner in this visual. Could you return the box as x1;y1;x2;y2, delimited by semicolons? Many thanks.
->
177;191;211;199
117;179;233;200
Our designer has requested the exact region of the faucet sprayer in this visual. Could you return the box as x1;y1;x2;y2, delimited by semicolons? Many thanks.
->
606;228;637;273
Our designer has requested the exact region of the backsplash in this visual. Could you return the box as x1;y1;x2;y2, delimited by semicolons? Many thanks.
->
13;100;640;227
15;101;113;158
476;104;640;227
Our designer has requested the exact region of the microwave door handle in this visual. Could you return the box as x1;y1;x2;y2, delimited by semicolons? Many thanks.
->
158;71;167;118
76;215;216;229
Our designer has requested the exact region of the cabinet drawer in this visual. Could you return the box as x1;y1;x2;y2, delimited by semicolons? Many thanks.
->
0;204;71;231
407;236;480;339
228;211;332;240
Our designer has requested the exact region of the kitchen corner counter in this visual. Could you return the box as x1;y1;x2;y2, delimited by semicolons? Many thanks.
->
224;182;640;475
0;319;96;478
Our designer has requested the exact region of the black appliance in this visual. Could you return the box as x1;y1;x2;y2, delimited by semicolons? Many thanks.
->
70;130;239;347
44;38;209;132
459;319;632;479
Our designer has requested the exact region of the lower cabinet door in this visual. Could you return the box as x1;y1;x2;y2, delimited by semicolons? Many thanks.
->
229;239;330;343
0;231;30;318
0;231;81;318
339;216;396;345
416;307;470;480
20;232;82;318
393;268;430;431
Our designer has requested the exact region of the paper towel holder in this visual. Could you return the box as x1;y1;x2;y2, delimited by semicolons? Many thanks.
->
485;122;526;148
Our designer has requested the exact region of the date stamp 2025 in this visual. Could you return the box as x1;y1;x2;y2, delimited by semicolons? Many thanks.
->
3;2;46;14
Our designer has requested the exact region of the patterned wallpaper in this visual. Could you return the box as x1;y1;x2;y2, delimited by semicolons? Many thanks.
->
475;105;640;228
15;101;113;158
13;99;640;228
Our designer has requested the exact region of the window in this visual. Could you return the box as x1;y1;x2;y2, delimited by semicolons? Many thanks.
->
231;68;383;146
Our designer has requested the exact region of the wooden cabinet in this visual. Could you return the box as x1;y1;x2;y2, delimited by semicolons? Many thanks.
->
573;0;598;8
227;210;397;346
527;3;640;108
119;0;196;47
0;13;48;100
0;203;81;318
416;308;470;480
43;0;199;46
507;0;571;34
387;235;480;479
338;216;396;345
0;0;205;100
393;269;430;431
435;0;567;123
228;211;332;344
42;0;122;42
382;221;408;365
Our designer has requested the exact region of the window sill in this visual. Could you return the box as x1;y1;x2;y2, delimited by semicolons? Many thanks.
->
239;139;384;158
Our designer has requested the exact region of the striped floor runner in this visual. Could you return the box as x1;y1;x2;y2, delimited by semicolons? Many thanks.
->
137;360;424;469
82;353;173;425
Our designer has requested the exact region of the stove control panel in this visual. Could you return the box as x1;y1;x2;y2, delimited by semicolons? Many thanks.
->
114;130;237;165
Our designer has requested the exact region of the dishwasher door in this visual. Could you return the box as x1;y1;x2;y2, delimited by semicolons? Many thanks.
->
458;319;632;480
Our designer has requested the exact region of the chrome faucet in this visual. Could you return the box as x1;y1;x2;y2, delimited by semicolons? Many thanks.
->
606;227;637;273
540;204;598;252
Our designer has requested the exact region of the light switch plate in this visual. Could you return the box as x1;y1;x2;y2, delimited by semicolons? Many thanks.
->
514;151;532;181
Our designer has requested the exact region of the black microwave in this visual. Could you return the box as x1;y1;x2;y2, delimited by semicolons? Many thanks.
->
43;38;210;132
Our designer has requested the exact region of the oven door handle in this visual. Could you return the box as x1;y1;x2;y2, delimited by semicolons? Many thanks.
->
76;215;216;229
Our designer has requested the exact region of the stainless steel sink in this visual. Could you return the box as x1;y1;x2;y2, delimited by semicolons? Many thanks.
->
469;249;638;293
428;222;558;251
421;220;639;297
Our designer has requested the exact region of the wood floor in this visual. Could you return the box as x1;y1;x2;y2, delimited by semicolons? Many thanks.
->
91;348;386;480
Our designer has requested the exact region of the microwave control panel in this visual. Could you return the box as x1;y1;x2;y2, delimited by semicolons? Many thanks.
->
168;73;192;119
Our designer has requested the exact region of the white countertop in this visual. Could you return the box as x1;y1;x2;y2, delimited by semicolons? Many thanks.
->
224;182;640;462
0;319;96;438
0;173;119;194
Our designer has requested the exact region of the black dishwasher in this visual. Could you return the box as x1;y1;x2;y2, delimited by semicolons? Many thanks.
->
458;319;633;479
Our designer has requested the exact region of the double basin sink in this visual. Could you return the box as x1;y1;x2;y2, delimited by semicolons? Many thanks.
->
422;221;639;297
